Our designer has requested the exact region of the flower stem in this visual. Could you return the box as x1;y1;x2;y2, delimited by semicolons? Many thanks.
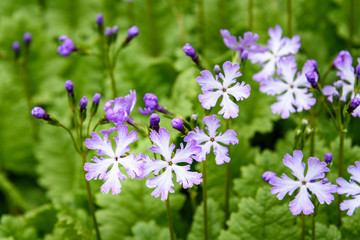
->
311;213;315;240
166;196;176;240
287;0;292;36
224;118;231;223
81;153;102;240
301;213;305;240
337;130;345;227
309;109;316;156
202;160;208;240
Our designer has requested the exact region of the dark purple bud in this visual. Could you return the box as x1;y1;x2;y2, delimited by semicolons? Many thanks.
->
183;43;198;61
65;80;74;95
214;65;221;74
144;93;158;109
92;93;101;104
79;96;88;111
171;117;185;134
241;51;248;61
306;60;318;72
325;153;333;164
105;27;112;36
31;107;47;119
347;97;360;113
23;32;32;46
112;25;119;35
96;13;103;27
356;63;360;81
305;71;319;90
127;26;139;41
12;41;20;56
262;171;276;183
150;113;160;132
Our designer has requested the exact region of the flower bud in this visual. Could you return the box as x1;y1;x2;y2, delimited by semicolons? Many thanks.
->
112;25;119;35
183;43;198;60
324;153;333;164
347;97;360;113
150;113;160;132
306;59;318;72
79;96;88;111
262;171;276;183
65;80;74;95
96;13;103;28
12;41;20;58
105;27;112;36
31;107;48;119
127;26;139;41
90;93;101;116
214;65;221;74
92;93;101;105
171;117;185;134
241;51;248;61
356;63;360;81
144;93;158;109
23;32;32;46
305;71;319;90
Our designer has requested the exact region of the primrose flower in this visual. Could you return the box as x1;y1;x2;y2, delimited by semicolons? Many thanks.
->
138;93;170;115
250;25;301;82
85;125;143;194
197;61;250;119
105;90;136;125
220;29;266;58
184;115;238;165
269;150;337;215
57;35;76;56
260;56;316;119
143;128;202;200
337;161;360;215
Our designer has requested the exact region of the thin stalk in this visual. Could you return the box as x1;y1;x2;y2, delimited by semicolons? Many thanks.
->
105;48;117;98
311;213;315;240
81;153;102;240
166;196;176;240
248;0;253;30
349;0;354;50
87;115;94;137
224;118;231;222
202;160;208;240
309;109;316;156
337;131;345;227
287;0;292;37
146;0;159;56
301;213;305;240
59;124;80;153
197;0;205;54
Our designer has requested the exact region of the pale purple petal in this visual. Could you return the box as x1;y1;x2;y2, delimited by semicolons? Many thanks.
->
322;85;339;103
203;115;220;138
99;127;118;135
289;186;314;215
340;195;360;216
269;174;301;200
337;177;360;197
149;128;174;161
307;181;336;204
85;132;115;157
252;59;276;82
212;142;231;165
226;81;251;101
84;156;114;181
277;35;301;56
218;93;239;119
142;155;168;178
196;70;222;91
277;56;297;84
172;140;201;164
259;78;288;95
114;125;138;156
146;167;174;201
304;157;328;181
118;153;143;179
283;151;305;180
184;127;209;144
216;129;238;145
220;29;239;51
293;88;316;112
196;141;213;162
348;161;360;183
172;165;202;189
219;61;241;88
199;91;222;110
100;163;125;194
271;91;296;119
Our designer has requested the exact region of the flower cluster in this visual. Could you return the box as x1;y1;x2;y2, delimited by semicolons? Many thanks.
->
57;35;76;56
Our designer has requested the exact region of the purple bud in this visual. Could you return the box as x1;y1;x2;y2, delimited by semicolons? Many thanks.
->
305;71;319;89
171;117;185;133
262;171;276;183
325;153;333;164
183;43;198;61
65;80;74;94
347;97;360;113
79;96;88;111
241;51;248;61
127;26;139;41
57;36;76;57
23;32;32;46
214;65;221;74
143;93;158;109
105;27;112;36
356;63;360;80
150;113;160;132
333;51;352;70
306;60;318;72
12;41;20;53
31;106;47;119
96;13;103;27
92;93;101;104
112;25;119;35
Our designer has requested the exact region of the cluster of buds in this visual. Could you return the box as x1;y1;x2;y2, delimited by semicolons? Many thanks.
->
12;32;32;59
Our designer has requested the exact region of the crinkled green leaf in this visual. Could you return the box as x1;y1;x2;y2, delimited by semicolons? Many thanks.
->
309;223;341;240
0;215;38;240
124;221;169;240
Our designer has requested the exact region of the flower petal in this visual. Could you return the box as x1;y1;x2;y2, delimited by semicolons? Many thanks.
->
199;91;222;110
340;195;360;216
307;181;336;204
196;70;222;91
172;140;201;164
85;132;115;158
304;157;328;182
114;125;138;156
213;142;231;165
100;163;125;195
348;161;360;183
203;115;220;138
216;129;238;145
283;150;305;180
219;61;241;88
172;165;202;189
84;156;114;181
269;174;301;200
336;177;360;197
289;186;314;215
146;167;174;201
149;128;175;161
218;93;239;119
118;153;143;179
226;81;251;101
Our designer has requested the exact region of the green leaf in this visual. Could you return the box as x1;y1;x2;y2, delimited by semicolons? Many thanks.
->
187;198;224;240
309;223;341;240
0;215;38;240
341;210;360;240
124;221;169;240
219;187;300;240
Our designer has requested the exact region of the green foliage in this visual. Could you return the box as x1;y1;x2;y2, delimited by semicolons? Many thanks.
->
219;187;300;240
124;221;169;240
309;223;341;240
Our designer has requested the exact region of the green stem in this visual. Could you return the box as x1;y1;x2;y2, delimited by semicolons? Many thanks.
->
224;118;231;223
87;115;94;137
248;0;253;30
202;160;208;240
166;196;176;240
301;213;305;240
146;0;159;56
309;109;316;156
337;131;345;227
349;0;354;50
105;48;117;98
287;0;292;36
81;153;102;240
311;213;315;240
59;124;80;153
197;0;205;54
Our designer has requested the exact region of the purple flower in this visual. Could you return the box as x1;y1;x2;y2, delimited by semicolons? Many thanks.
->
269;150;337;215
250;25;301;82
171;118;185;134
143;128;202;200
92;93;101;105
197;61;250;119
214;65;221;74
149;113;160;132
96;13;103;28
105;90;137;125
57;36;76;57
12;41;20;54
31;106;48;119
23;32;32;46
305;71;319;89
184;115;238;164
105;27;112;36
337;161;360;215
260;56;316;119
183;43;198;61
220;29;266;59
263;171;277;183
85;125;143;194
79;96;88;111
127;26;139;41
65;80;74;95
324;153;333;164
347;98;360;113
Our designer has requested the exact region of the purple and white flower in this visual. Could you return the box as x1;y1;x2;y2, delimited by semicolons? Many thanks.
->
143;128;202;200
184;115;238;165
197;61;250;119
337;161;360;215
250;25;300;82
269;150;337;215
260;56;316;119
220;29;266;59
85;125;143;194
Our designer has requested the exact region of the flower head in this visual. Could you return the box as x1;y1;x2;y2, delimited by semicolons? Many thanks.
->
105;90;137;125
85;125;143;194
184;115;238;164
269;150;337;215
143;128;202;200
57;36;76;56
31;106;48;119
337;161;360;215
65;80;74;95
250;25;301;82
197;61;250;119
324;153;333;164
92;93;101;105
149;113;160;132
79;96;88;111
127;26;139;41
96;13;103;28
12;41;20;56
23;32;32;46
